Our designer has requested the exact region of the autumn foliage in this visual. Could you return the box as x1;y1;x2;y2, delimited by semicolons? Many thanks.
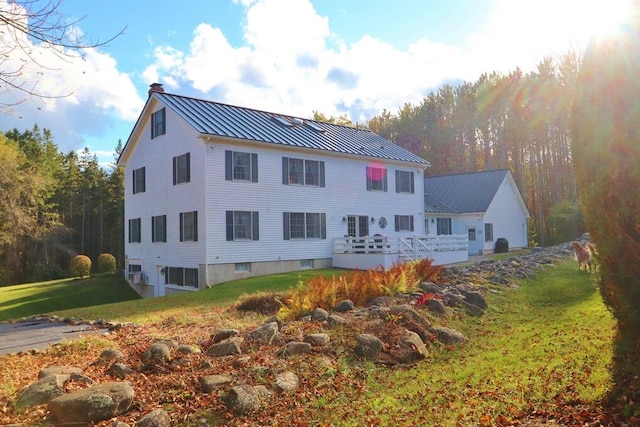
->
279;258;442;319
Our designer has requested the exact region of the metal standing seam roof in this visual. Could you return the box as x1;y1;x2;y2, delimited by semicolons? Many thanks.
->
423;169;510;213
155;92;430;165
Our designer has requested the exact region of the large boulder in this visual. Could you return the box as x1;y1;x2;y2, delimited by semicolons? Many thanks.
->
396;330;429;363
142;343;171;365
276;341;312;357
207;337;243;357
245;322;279;346
388;304;432;342
48;382;134;425
273;371;299;392
354;334;383;360
225;385;261;415
16;375;67;409
200;375;233;393
137;408;171;427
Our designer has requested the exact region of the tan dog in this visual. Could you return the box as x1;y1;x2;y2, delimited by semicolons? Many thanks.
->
570;241;597;272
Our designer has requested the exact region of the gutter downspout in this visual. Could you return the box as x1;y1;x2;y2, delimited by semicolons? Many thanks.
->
203;135;211;288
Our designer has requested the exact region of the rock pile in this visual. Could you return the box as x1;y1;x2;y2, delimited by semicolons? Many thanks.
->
13;245;574;425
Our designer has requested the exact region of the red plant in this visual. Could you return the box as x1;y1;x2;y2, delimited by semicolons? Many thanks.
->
415;292;442;306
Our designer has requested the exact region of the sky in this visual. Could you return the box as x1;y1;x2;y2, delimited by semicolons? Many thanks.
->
0;0;632;167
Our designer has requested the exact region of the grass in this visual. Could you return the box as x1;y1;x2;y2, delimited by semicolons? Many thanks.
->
312;260;616;426
0;268;345;324
0;259;617;426
0;275;140;322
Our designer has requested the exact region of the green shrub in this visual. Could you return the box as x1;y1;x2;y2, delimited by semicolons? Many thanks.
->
96;253;117;274
69;255;92;278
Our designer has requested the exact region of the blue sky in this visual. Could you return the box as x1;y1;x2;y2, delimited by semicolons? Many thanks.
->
1;0;630;166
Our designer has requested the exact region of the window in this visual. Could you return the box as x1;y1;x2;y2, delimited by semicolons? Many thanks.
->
235;263;250;273
436;218;452;235
394;215;415;232
179;211;198;242
282;157;325;187
133;167;145;194
226;211;260;241
395;170;415;194
300;259;314;268
128;218;141;243
225;150;258;182
151;108;166;138
485;223;494;242
165;267;198;288
283;212;326;239
128;264;142;273
152;215;167;243
366;166;387;192
173;153;190;185
468;228;477;241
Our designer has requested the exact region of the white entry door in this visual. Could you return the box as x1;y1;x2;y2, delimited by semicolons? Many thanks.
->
347;215;369;238
467;227;482;255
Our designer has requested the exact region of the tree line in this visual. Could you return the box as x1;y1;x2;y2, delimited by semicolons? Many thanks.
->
366;52;584;246
0;127;123;285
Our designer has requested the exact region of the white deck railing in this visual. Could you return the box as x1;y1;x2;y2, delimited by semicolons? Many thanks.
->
333;235;467;255
332;234;469;269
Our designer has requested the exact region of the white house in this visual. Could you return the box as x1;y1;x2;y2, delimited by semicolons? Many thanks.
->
424;169;530;255
118;85;431;297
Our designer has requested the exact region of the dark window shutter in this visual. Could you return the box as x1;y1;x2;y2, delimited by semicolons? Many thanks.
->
179;213;184;242
320;213;326;239
140;167;145;192
186;152;191;182
159;108;166;135
128;219;132;243
151;113;155;139
410;215;414;232
252;211;259;240
251;153;258;182
366;167;372;191
410;172;415;194
282;157;289;185
226;211;234;241
152;216;156;242
173;156;177;185
383;171;388;192
394;215;399;232
395;170;400;193
225;151;232;181
283;212;290;240
132;170;136;193
193;211;198;241
319;161;325;187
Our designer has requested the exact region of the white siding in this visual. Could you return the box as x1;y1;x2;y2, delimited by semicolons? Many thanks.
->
204;139;425;265
123;102;207;288
483;177;529;251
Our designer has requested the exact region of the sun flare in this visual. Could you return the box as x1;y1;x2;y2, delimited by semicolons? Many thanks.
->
491;0;634;54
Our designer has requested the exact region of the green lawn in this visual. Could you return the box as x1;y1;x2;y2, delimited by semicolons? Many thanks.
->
0;259;619;425
0;269;345;323
313;260;615;426
0;276;141;322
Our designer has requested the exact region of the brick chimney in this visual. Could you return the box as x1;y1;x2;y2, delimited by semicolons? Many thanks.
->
148;83;164;97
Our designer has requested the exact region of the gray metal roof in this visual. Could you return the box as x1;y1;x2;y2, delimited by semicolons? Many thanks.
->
424;194;460;214
423;169;510;213
154;92;429;165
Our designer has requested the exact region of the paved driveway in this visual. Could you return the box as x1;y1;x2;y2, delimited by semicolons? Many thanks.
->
0;320;105;356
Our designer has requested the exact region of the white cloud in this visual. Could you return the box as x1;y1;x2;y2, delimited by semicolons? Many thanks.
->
0;0;144;157
143;0;499;121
